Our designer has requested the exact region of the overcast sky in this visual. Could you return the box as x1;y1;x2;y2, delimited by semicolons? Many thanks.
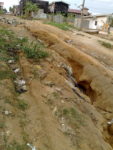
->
0;0;113;14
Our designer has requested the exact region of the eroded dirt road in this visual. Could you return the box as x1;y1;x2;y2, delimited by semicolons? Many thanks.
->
1;15;113;150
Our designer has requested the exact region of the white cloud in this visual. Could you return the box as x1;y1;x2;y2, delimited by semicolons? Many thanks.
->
0;0;19;10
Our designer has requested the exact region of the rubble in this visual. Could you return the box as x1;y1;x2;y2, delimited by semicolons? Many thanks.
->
0;16;23;26
13;68;20;73
14;78;27;93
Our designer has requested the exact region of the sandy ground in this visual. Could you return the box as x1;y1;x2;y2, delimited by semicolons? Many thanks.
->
1;15;113;150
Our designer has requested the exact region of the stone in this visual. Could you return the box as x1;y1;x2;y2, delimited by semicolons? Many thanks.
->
8;59;15;64
13;68;20;73
107;119;113;125
16;85;27;93
65;39;73;44
44;81;55;87
14;79;26;86
3;110;12;115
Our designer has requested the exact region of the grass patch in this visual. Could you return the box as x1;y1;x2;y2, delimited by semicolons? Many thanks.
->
17;100;28;111
6;141;29;150
23;41;49;59
44;22;74;30
99;40;113;49
62;107;85;128
0;27;48;61
0;122;5;128
0;70;17;80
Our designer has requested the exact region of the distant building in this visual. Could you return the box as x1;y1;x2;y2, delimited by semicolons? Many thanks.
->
49;1;69;15
68;9;81;17
19;0;49;15
68;8;90;17
81;7;90;16
0;2;4;10
75;14;110;31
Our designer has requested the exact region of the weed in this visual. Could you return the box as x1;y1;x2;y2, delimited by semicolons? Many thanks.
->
6;141;28;150
99;40;113;49
62;107;85;128
23;41;49;59
52;92;60;99
0;122;5;128
63;108;69;115
0;70;17;80
44;22;74;30
17;100;28;111
22;132;30;143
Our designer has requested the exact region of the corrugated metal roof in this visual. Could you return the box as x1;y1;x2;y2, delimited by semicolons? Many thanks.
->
68;9;81;14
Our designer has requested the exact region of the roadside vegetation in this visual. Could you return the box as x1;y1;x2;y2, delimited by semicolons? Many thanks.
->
98;40;113;49
44;22;74;30
21;1;39;19
0;27;48;61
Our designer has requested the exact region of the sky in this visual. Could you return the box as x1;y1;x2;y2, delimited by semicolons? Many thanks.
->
0;0;113;14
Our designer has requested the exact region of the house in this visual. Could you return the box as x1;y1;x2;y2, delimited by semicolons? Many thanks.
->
68;8;90;17
68;9;81;17
81;7;89;16
49;1;69;15
19;0;49;15
75;14;110;31
0;2;4;10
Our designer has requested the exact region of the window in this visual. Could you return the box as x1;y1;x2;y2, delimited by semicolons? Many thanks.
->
95;21;97;26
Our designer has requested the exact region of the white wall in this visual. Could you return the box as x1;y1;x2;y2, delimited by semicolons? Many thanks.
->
89;16;107;30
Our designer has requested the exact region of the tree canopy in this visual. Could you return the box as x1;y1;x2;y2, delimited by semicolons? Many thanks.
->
25;1;39;17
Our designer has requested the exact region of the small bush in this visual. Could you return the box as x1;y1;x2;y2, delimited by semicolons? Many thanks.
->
99;40;113;49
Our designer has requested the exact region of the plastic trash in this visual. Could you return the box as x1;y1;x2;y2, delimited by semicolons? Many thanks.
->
27;143;36;150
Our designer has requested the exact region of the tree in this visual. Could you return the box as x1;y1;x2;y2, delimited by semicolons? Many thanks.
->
9;6;14;13
25;1;39;17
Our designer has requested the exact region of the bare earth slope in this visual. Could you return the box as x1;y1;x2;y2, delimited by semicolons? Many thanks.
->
1;16;113;150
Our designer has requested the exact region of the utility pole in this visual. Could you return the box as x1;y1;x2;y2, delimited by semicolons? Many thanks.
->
80;0;86;29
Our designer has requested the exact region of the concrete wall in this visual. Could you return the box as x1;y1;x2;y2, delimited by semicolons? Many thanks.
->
89;17;107;30
31;9;47;19
74;16;108;30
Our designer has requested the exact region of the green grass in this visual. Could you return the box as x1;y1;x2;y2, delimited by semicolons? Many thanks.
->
23;41;49;59
17;100;28;111
44;22;74;30
62;107;85;128
0;27;48;61
99;40;113;49
0;122;5;128
6;141;29;150
0;70;17;80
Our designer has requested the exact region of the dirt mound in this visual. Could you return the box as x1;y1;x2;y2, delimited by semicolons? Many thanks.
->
26;21;113;113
